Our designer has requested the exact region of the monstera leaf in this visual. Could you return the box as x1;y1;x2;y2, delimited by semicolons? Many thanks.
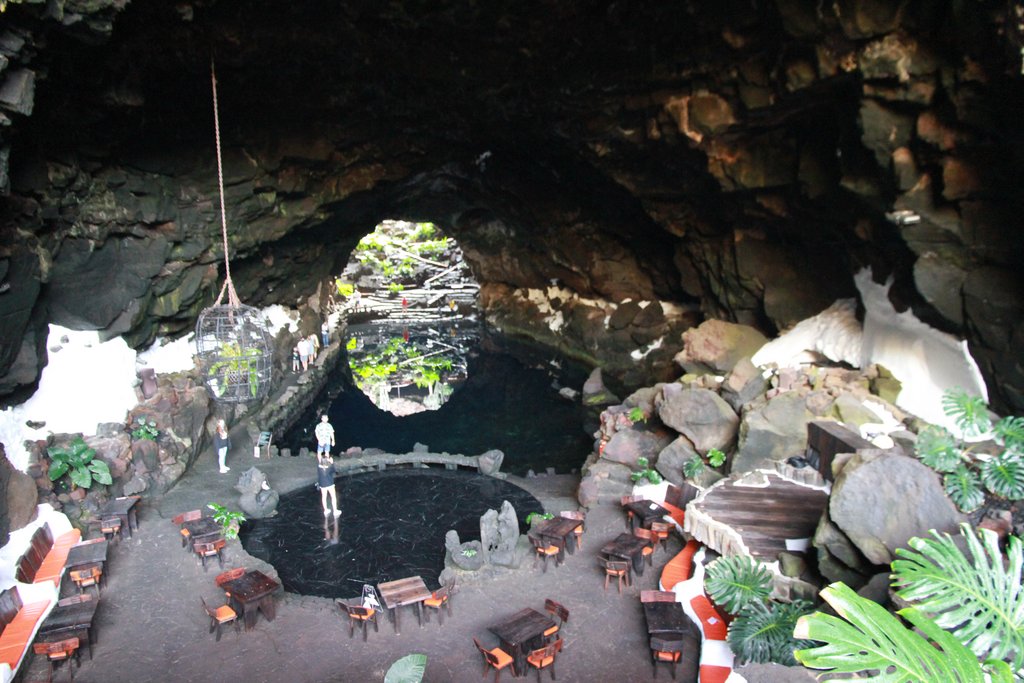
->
892;524;1024;672
704;555;772;615
384;654;427;683
794;582;1013;682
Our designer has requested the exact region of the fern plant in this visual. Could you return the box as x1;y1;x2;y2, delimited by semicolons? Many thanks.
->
728;600;815;666
704;555;772;615
795;581;1014;682
891;524;1023;671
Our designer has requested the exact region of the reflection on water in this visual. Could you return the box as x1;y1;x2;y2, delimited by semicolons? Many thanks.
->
240;469;543;596
283;337;594;476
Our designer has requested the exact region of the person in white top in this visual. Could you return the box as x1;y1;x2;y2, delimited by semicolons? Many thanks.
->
314;415;335;456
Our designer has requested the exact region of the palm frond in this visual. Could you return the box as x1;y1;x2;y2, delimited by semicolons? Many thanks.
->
943;466;985;513
704;555;772;615
794;582;990;682
892;525;1024;671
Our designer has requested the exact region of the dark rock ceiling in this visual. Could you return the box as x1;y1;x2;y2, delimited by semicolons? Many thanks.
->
0;0;1022;410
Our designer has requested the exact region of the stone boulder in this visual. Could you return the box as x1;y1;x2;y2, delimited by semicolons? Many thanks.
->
600;428;674;470
445;530;485;571
235;467;280;518
674;320;768;375
578;459;634;507
0;448;37;546
829;450;965;565
657;385;739;454
720;357;769;411
655;437;698;486
478;449;504;476
733;391;813;473
830;393;886;429
480;500;520;567
582;367;620;406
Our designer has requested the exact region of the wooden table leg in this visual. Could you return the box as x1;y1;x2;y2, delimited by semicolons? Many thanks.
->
416;603;423;628
391;606;401;634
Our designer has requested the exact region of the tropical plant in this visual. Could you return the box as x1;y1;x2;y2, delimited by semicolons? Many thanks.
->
891;524;1023;671
683;455;705;479
346;337;358;351
728;600;815;666
460;548;477;558
207;341;261;398
913;388;1024;511
387;282;404;294
628;406;647;423
525;511;554;526
131;416;159;441
335;280;355;298
707;447;726;467
384;653;427;683
47;436;112;490
794;581;1014;682
704;555;773;615
207;503;246;540
630;456;663;485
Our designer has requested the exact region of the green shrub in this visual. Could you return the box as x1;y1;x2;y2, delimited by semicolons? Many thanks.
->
728;600;815;666
47;436;112;489
131;417;159;441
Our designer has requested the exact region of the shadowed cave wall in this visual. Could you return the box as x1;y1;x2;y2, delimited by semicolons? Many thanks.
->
0;0;1021;411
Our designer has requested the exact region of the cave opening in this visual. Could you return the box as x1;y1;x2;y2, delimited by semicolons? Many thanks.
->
337;219;481;416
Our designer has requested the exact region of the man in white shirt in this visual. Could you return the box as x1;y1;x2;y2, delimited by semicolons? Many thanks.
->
314;415;335;456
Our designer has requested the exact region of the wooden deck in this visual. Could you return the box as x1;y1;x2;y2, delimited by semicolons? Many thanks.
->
683;469;829;561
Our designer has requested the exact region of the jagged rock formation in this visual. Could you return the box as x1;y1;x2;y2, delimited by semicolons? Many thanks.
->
0;1;1021;411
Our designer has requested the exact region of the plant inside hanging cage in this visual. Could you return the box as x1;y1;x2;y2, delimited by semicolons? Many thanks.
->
195;303;273;403
195;60;273;404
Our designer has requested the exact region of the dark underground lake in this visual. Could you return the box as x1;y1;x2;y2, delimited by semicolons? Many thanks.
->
239;468;544;597
280;333;597;477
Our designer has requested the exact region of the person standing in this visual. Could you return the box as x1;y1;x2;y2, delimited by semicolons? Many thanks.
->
321;320;330;347
316;451;340;517
214;419;231;474
291;345;300;373
314;415;335;456
298;336;310;371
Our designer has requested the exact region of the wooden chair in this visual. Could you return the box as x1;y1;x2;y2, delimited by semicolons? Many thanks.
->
559;510;585;550
634;527;657;568
650;635;684;679
423;580;455;626
650;521;672;553
337;599;378;641
57;593;94;608
193;538;226;571
99;517;122;542
172;509;204;548
473;636;513;683
526;638;563;681
620;494;644;530
529;534;561;573
542;598;568;641
201;597;238;642
32;637;80;683
68;566;102;596
641;590;678;603
215;567;245;588
602;559;631;593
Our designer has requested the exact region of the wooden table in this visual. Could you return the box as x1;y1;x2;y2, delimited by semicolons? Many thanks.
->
37;598;100;660
644;601;689;635
377;576;432;635
624;500;669;530
99;497;140;538
65;539;108;573
181;518;222;550
221;570;280;630
601;532;651;576
488;607;557;676
533;517;583;561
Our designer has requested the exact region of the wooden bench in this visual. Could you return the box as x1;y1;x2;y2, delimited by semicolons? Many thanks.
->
15;524;82;586
0;585;55;682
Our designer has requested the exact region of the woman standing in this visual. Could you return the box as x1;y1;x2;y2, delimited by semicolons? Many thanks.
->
214;419;231;474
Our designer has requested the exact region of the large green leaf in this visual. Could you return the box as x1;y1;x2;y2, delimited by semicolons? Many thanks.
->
942;388;991;438
978;452;1024;499
727;600;814;665
384;653;427;683
943;465;985;513
69;466;92;489
915;425;961;473
995;416;1024;452
89;460;113;486
47;460;69;481
704;555;772;615
892;525;1024;671
794;582;987;682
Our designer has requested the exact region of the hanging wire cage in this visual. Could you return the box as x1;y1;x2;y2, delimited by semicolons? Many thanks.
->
195;303;273;403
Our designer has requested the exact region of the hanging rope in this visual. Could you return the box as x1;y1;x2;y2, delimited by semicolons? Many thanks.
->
210;58;240;308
